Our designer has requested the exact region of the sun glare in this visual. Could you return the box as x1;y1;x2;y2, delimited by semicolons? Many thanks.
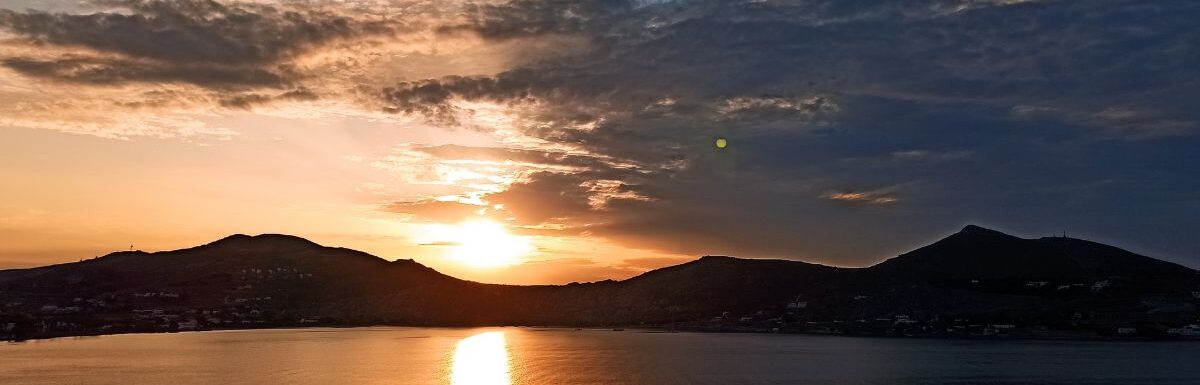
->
450;332;512;385
446;220;532;268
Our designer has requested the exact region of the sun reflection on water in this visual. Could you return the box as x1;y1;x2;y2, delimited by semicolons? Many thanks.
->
450;332;512;385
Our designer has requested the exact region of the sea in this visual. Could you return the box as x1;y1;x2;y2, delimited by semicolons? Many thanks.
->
2;327;1198;384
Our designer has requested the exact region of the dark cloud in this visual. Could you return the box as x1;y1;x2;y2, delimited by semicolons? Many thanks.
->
487;171;597;225
381;68;606;124
0;0;394;90
1;56;290;87
440;0;634;39
403;0;1200;136
218;88;318;109
0;0;392;63
375;0;1200;266
4;0;1192;266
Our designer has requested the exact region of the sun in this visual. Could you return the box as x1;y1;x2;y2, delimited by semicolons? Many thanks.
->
446;220;533;268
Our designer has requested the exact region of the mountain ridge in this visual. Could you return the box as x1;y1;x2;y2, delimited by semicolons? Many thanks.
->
2;225;1197;340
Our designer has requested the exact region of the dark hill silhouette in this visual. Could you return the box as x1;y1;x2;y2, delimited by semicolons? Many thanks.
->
487;256;845;325
870;225;1195;292
1;226;1197;339
872;225;1080;280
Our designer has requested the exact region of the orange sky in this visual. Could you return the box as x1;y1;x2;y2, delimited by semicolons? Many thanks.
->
4;0;1198;281
0;1;709;284
0;105;693;284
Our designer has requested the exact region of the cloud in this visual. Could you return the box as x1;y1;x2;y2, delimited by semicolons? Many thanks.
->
3;0;1199;265
383;199;487;223
401;0;1200;137
890;150;973;162
417;241;462;247
0;0;410;131
0;56;290;87
439;0;634;39
0;0;394;88
380;68;596;125
485;171;598;225
218;88;319;109
1011;105;1198;139
717;95;839;123
821;190;899;205
409;144;621;173
369;0;1200;265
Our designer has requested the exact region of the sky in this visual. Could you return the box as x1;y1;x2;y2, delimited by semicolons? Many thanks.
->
0;0;1198;284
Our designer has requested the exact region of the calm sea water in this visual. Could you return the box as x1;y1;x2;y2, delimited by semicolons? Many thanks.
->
2;327;1199;385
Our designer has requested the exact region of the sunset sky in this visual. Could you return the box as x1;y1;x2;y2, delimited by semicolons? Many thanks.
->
1;0;1198;284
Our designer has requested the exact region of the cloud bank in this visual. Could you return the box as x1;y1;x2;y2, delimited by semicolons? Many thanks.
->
374;0;1200;264
2;0;1199;266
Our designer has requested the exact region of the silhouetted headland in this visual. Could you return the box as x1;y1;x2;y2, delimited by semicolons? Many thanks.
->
2;226;1199;341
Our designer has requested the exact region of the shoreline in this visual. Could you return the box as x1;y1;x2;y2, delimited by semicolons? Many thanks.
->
7;324;1199;344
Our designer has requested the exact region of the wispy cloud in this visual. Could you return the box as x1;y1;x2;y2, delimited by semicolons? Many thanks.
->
821;191;899;205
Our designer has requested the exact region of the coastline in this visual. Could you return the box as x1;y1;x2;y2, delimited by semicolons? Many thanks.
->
7;323;1199;344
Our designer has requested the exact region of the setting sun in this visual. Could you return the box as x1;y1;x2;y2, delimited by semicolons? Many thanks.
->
438;220;533;268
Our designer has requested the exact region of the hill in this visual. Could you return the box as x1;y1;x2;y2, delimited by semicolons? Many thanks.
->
1;225;1197;340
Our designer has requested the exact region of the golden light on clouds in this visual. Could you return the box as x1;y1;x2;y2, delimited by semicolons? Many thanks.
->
0;0;1193;285
821;191;899;205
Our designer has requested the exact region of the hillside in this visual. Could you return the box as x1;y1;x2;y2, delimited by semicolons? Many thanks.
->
871;225;1196;285
1;226;1198;340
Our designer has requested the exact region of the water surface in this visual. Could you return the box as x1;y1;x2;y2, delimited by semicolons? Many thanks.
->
2;327;1198;384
